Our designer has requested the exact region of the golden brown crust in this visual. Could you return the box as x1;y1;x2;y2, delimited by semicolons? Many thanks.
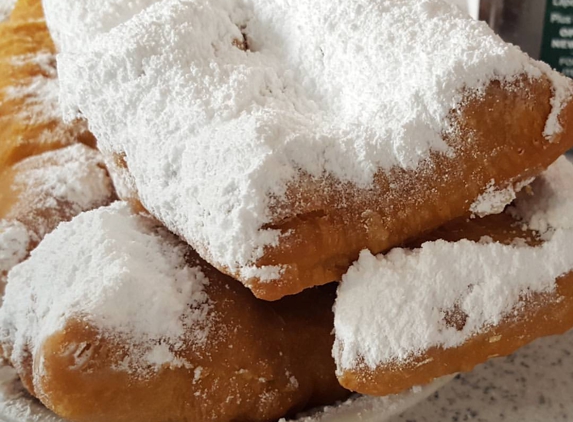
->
336;212;573;396
243;77;573;300
0;0;114;287
30;266;348;422
9;0;45;22
0;1;96;171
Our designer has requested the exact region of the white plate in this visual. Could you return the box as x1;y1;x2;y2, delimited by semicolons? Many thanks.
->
393;329;573;422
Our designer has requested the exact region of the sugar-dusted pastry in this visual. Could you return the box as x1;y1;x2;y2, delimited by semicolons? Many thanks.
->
0;144;115;292
41;0;158;53
334;157;573;396
0;203;348;422
0;0;115;291
0;0;95;169
47;0;573;300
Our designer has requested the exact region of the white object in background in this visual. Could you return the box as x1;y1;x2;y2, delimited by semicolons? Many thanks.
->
467;0;480;20
445;0;480;19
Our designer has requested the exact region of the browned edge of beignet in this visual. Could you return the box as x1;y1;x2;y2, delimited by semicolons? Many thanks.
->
336;212;573;396
242;76;573;301
28;253;348;422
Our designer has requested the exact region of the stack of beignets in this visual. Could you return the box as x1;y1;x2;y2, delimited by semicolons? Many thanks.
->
2;0;573;421
47;0;573;300
1;203;349;422
0;4;349;422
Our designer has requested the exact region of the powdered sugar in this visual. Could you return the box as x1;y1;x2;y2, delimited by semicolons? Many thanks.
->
470;180;518;217
42;0;159;53
49;0;573;277
543;71;573;139
334;157;573;370
0;222;29;275
0;221;29;287
0;203;212;376
4;53;59;122
470;177;534;217
0;0;14;22
510;157;573;233
2;50;88;149
8;144;113;220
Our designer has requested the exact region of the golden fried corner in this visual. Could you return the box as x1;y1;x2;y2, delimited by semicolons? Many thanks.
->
336;212;573;396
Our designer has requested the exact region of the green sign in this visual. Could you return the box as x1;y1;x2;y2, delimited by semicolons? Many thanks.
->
541;0;573;77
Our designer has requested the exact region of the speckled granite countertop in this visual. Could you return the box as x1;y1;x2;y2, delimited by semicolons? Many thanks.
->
391;329;573;422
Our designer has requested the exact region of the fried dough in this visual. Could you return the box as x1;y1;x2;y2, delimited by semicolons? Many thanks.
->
0;204;349;422
0;0;95;170
249;76;573;300
48;0;573;300
0;0;115;291
334;157;573;396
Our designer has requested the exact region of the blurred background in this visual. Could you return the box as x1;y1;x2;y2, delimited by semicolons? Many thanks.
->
451;0;569;73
